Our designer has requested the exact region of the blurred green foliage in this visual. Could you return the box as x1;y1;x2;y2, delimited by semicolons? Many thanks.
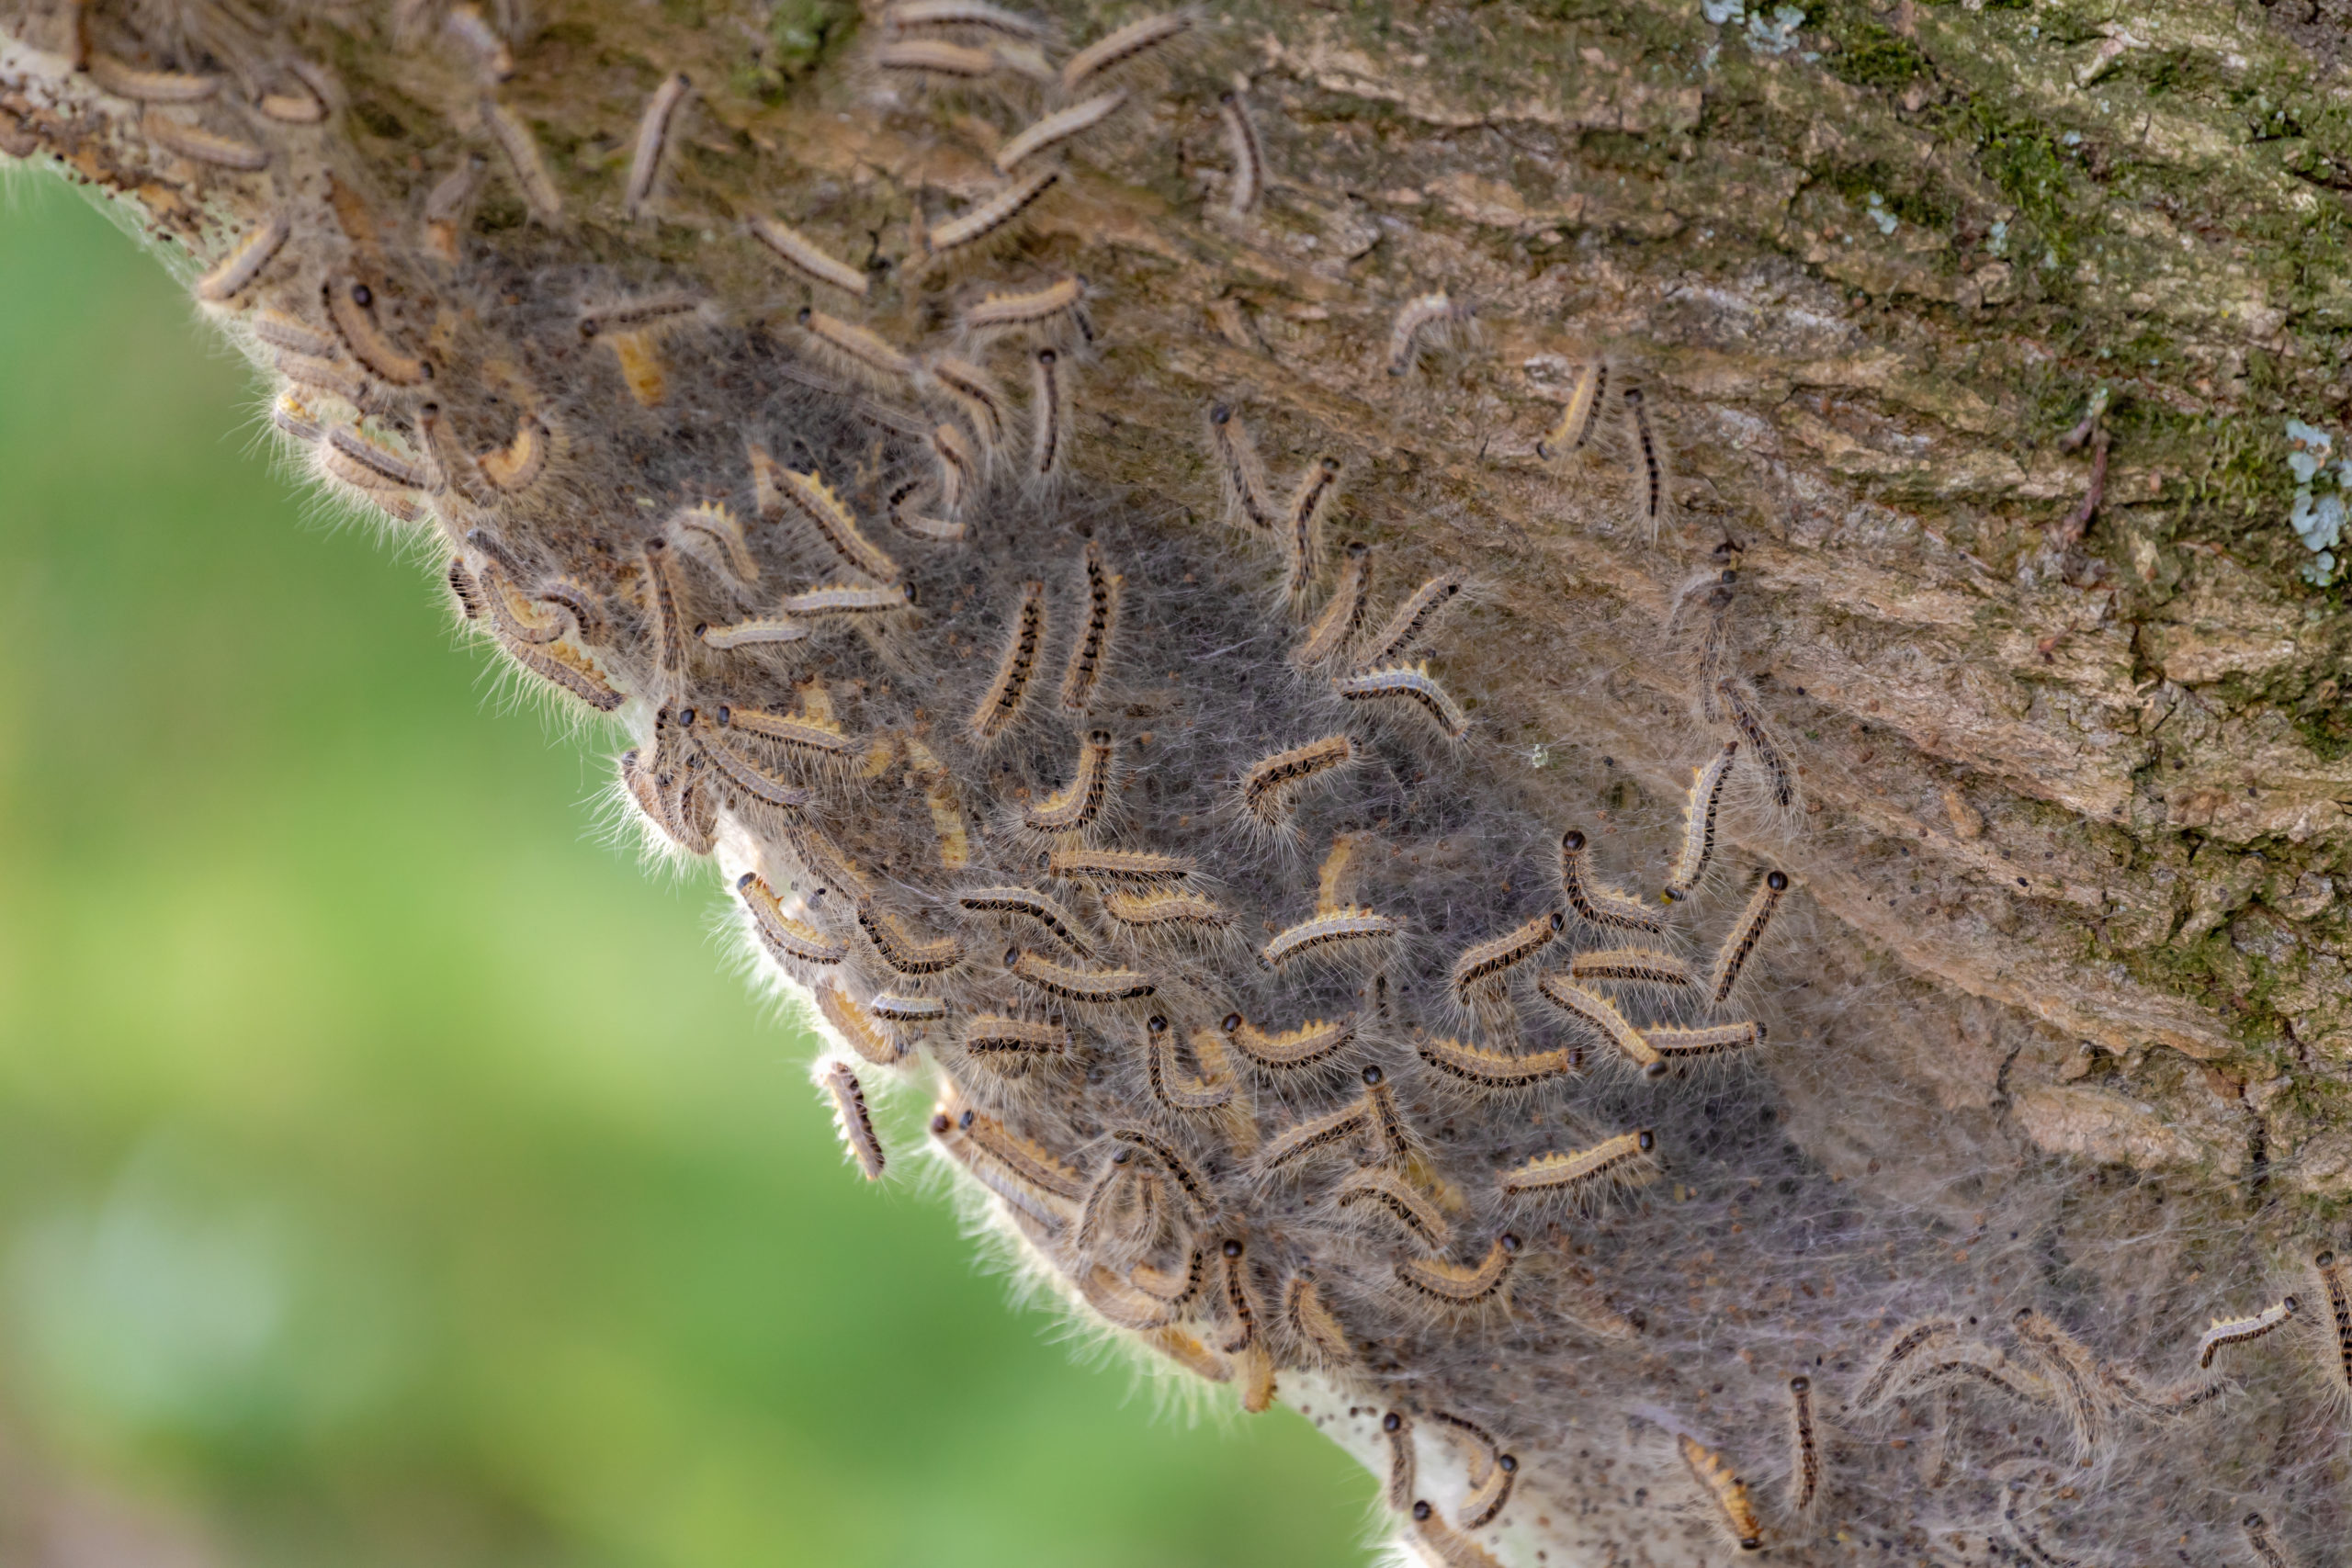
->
0;177;1373;1568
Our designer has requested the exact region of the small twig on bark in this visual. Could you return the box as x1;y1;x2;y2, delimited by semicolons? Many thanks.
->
2054;427;2109;546
2060;388;2110;453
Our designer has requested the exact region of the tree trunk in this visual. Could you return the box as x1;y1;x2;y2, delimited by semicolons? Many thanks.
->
4;0;2348;1562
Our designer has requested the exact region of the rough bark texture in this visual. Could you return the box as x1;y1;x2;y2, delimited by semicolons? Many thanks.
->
5;1;2350;1564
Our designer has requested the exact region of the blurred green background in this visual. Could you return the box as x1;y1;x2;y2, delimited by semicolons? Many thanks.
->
0;175;1374;1568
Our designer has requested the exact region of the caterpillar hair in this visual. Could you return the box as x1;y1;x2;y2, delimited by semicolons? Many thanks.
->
1046;847;1195;886
1260;907;1397;973
1259;1096;1375;1177
1408;1498;1507;1568
1717;680;1799;812
670;502;760;586
2309;1250;2352;1407
1568;946;1696;994
1645;1020;1764;1064
1331;1167;1452;1251
699;616;809;650
1447;909;1564;1005
2195;1295;2300;1371
249;306;337;358
868;991;948;1023
1853;1319;1961;1413
777;583;911;618
478;413;550;492
740;873;849;965
759;452;902;582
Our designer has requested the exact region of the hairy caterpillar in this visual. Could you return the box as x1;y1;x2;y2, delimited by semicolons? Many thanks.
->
994;92;1124;174
1678;1433;1763;1553
142;108;267;167
819;1059;888;1180
622;71;690;217
193;209;288;300
1785;1375;1821;1517
750;213;869;297
919;168;1058;259
12;3;2344;1564
1216;90;1262;217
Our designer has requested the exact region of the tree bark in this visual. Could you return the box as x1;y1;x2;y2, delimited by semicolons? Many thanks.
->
4;0;2350;1563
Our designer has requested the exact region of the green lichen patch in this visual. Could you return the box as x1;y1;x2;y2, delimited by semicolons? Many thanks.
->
738;1;858;104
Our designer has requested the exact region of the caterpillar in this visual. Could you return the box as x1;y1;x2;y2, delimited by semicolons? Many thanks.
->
2195;1296;2299;1371
193;211;288;301
819;1059;888;1180
1216;90;1263;217
920;168;1058;259
749;213;869;297
1497;1131;1655;1201
622;71;690;217
1395;1234;1518;1309
994;93;1125;175
1786;1375;1821;1517
1679;1433;1763;1553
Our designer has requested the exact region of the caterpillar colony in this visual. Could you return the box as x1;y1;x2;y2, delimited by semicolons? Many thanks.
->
2;2;2344;1563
